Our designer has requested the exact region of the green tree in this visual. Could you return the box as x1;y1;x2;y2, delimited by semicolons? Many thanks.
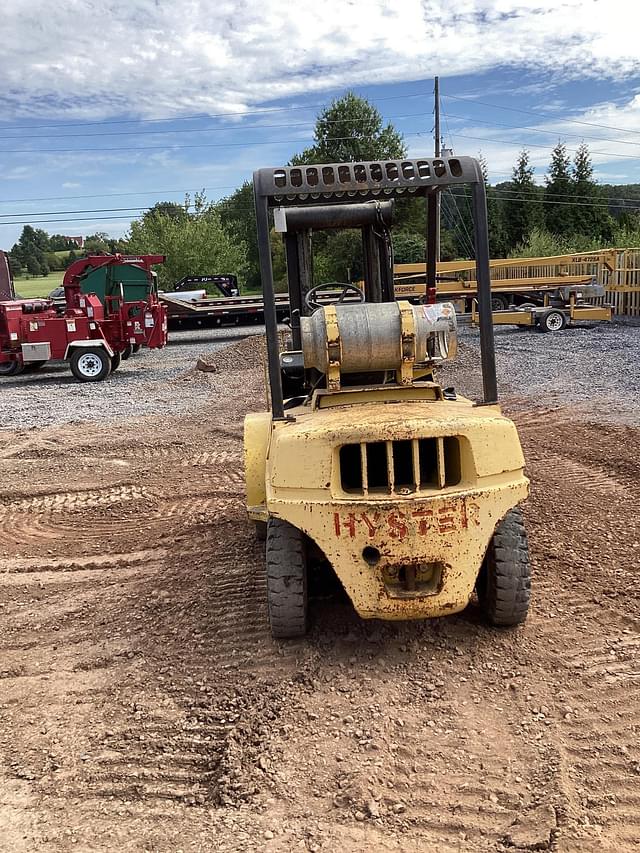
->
146;201;188;221
478;154;508;257
25;254;41;276
83;232;110;253
49;234;76;251
45;252;64;271
127;195;247;289
572;143;614;241
291;91;406;165
393;231;426;264
7;254;22;277
12;226;48;274
221;94;407;290
218;181;260;291
544;142;573;236
289;92;407;284
502;150;542;250
314;230;364;282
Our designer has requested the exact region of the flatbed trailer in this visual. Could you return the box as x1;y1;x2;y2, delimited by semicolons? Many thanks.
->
160;247;640;327
160;291;291;326
470;291;613;332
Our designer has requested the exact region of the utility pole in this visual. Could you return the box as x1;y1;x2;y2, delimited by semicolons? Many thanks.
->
434;76;441;263
426;76;441;301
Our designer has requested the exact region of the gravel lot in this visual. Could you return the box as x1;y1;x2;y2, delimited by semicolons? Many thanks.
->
1;317;638;430
491;317;640;425
0;326;261;430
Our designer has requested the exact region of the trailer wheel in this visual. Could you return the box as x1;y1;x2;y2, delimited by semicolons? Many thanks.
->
69;347;112;382
121;344;133;361
476;507;531;627
132;343;141;354
266;518;308;639
110;352;122;371
0;360;24;377
491;294;509;311
538;309;566;333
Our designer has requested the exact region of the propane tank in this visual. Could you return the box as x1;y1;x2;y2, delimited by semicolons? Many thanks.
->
301;300;457;376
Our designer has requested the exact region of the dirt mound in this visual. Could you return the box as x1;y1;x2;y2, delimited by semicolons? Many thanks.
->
202;333;268;372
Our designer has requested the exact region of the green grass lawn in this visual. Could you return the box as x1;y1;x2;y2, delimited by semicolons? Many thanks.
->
14;271;65;297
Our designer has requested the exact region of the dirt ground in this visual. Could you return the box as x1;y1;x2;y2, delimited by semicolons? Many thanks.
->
1;334;639;853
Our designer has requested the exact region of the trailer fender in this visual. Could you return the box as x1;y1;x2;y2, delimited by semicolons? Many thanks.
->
65;339;115;359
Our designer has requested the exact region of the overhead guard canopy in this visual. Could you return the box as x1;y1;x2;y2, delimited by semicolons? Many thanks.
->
254;157;484;206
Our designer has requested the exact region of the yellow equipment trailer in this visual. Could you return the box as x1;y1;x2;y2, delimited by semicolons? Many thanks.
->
245;157;531;638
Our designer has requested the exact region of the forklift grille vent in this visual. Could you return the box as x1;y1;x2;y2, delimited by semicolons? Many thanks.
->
339;437;461;496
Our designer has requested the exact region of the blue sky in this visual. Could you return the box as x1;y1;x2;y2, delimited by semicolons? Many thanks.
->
2;0;640;249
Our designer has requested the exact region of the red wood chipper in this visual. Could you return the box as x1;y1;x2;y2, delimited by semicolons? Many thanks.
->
0;254;167;381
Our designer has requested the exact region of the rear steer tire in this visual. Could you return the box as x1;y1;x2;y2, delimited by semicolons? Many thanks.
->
69;347;112;382
266;518;308;639
0;360;25;376
538;309;567;333
476;507;531;627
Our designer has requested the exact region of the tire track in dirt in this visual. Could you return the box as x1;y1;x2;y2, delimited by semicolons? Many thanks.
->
0;548;166;575
523;428;640;850
0;484;152;515
554;629;640;848
543;455;628;497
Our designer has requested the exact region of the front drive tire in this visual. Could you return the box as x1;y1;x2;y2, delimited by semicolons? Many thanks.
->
476;507;531;627
69;347;112;382
266;518;308;639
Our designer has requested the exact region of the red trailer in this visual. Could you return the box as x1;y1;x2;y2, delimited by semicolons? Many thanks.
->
0;254;167;381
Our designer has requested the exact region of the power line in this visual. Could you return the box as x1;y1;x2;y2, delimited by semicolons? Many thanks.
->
3;124;637;164
0;110;429;142
443;92;637;137
0;130;434;155
0;186;239;205
441;203;474;260
452;131;640;162
3;191;640;229
0;205;176;219
458;188;640;211
490;190;639;210
2;178;640;210
443;189;475;258
444;111;640;151
0;89;434;133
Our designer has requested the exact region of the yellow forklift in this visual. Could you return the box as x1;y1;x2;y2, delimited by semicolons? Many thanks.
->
244;157;530;638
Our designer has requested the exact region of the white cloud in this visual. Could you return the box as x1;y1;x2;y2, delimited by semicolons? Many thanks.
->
437;91;640;182
0;0;638;121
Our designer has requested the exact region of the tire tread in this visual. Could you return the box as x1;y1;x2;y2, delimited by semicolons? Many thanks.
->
266;518;308;639
477;507;531;627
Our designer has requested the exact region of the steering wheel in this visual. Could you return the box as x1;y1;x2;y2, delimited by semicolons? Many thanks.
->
304;282;366;312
